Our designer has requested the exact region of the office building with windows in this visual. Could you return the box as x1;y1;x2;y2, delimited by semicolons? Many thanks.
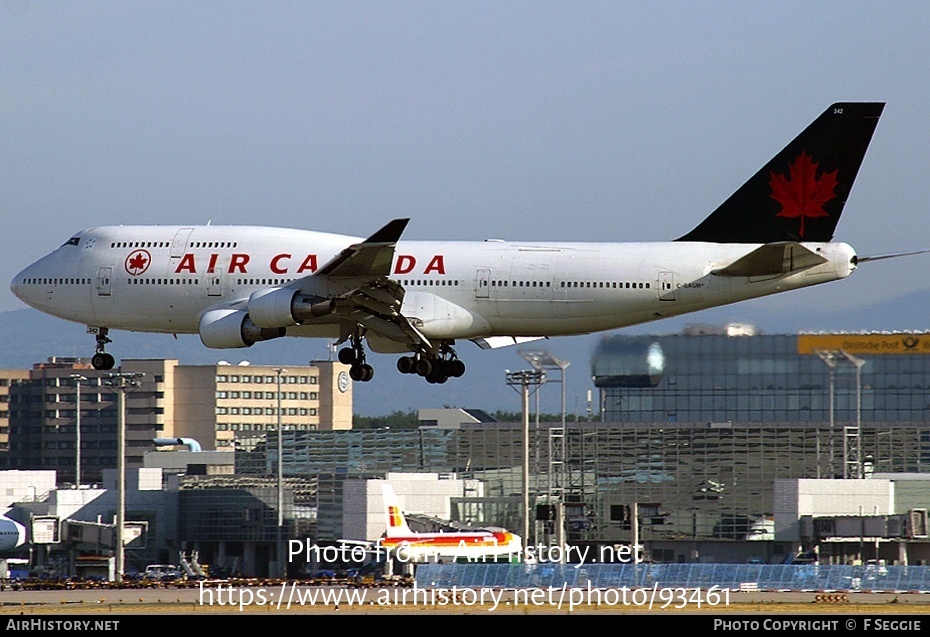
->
0;370;30;457
4;357;351;484
591;324;930;428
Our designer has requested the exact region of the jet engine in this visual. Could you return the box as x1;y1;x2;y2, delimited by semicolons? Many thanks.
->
199;308;286;349
248;288;336;328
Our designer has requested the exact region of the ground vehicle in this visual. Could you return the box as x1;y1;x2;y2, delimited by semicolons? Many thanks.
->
143;564;183;581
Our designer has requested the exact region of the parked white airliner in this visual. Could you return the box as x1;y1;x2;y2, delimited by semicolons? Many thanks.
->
11;103;909;384
339;482;522;564
0;514;27;553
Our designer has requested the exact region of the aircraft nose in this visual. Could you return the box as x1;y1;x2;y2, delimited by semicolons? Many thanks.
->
10;260;46;308
14;519;26;548
10;267;28;301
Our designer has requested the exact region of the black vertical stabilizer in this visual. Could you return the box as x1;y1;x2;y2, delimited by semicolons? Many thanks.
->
676;102;884;243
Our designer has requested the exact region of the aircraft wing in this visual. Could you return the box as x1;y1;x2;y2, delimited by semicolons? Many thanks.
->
336;538;386;556
335;277;432;350
290;218;434;351
315;218;410;278
337;538;378;548
711;242;827;277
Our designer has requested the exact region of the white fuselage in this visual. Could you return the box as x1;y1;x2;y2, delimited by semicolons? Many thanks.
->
11;225;857;350
0;514;26;552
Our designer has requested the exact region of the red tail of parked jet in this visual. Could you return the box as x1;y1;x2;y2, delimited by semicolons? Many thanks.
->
376;482;522;564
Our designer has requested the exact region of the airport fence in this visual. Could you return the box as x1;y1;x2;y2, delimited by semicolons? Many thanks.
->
415;562;930;593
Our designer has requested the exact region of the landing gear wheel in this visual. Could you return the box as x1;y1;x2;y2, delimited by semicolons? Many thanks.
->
338;347;357;365
447;359;466;378
414;358;433;377
350;363;374;382
92;353;115;371
91;327;114;370
397;356;415;374
426;368;448;384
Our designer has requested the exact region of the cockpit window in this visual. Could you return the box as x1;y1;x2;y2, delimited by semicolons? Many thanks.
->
62;236;80;247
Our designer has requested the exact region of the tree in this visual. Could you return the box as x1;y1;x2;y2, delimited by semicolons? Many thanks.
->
352;410;419;430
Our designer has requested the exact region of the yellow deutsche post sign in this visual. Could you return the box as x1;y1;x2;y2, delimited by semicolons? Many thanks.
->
797;334;930;355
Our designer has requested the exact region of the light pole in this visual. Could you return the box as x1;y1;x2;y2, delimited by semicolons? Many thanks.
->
103;371;144;582
518;350;570;429
815;351;838;479
816;349;865;479
273;367;286;579
840;351;865;479
506;369;545;558
70;374;87;487
519;350;570;548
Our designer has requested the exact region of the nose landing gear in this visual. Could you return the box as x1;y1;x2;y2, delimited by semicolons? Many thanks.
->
90;327;116;370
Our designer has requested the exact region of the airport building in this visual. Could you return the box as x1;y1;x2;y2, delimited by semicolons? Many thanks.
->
0;369;30;454
592;323;930;430
220;326;930;565
227;421;930;566
5;326;930;576
2;357;351;483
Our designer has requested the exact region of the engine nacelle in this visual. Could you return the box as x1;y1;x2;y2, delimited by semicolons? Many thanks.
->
248;287;336;328
199;308;286;349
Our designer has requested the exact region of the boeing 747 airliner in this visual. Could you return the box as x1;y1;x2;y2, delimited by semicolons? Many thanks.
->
12;103;914;384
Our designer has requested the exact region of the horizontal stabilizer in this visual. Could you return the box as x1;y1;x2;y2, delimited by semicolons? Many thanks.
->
712;242;827;277
472;336;547;350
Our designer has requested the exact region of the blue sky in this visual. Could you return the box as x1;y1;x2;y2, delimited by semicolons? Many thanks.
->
3;2;930;414
5;2;929;313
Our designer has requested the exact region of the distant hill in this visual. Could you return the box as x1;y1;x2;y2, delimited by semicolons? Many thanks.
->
3;288;929;415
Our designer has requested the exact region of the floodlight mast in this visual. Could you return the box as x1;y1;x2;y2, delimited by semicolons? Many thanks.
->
273;367;287;579
103;371;144;582
815;349;865;479
69;374;87;487
519;350;570;549
506;369;545;559
519;350;570;428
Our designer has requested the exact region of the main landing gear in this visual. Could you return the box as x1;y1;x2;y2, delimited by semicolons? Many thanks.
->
338;333;374;382
90;327;116;371
336;331;466;384
396;343;465;384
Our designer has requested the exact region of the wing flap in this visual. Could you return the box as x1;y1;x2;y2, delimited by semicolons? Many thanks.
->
472;336;547;350
336;277;433;350
712;242;827;277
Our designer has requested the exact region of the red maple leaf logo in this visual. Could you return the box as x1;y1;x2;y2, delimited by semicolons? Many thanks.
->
124;249;151;276
769;151;838;238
